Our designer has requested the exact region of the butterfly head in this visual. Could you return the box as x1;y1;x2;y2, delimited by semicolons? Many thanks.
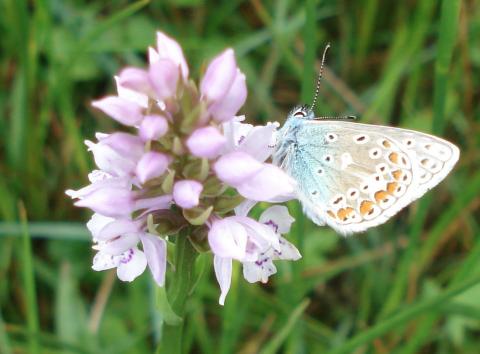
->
288;105;315;120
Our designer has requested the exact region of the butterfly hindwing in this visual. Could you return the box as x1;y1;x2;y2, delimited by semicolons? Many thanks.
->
283;120;459;235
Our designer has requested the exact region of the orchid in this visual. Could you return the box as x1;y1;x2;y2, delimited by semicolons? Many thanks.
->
67;31;300;316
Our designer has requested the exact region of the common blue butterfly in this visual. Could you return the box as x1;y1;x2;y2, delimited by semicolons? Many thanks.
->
273;45;460;235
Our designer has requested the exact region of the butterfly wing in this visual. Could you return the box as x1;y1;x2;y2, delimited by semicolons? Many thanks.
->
284;120;459;235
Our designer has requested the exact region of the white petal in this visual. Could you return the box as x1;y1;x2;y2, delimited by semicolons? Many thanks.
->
86;213;115;240
233;199;257;217
242;257;276;284
259;205;295;235
141;234;167;286
237;122;279;162
92;251;120;271
116;248;147;282
236;164;296;202
208;218;248;260
96;233;140;254
234;216;279;251
214;256;232;306
274;237;302;261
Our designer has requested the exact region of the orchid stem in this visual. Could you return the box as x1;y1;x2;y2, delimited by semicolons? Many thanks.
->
157;229;197;354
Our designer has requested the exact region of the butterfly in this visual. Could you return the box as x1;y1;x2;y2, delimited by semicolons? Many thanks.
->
272;45;460;235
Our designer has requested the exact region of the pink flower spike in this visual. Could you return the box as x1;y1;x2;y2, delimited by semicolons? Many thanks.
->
140;233;167;286
200;48;237;103
214;151;263;186
149;59;179;101
186;126;227;159
74;187;134;217
135;152;170;184
92;96;143;126
173;180;203;209
236;165;296;202
155;31;189;80
139;115;169;141
117;67;153;97
208;69;247;122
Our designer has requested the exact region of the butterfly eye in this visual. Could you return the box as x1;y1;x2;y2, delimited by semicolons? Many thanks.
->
294;110;307;118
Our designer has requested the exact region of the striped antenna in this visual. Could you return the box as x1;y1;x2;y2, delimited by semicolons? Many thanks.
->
310;43;330;112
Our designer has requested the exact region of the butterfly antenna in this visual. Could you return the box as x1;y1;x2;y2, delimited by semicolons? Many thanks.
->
311;43;330;112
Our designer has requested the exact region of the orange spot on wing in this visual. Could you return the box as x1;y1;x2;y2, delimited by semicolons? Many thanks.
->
337;207;354;221
392;169;403;180
389;152;399;164
374;191;389;203
382;140;392;148
360;200;374;216
387;182;398;194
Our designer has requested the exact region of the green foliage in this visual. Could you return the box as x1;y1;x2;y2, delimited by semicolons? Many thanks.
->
1;0;479;353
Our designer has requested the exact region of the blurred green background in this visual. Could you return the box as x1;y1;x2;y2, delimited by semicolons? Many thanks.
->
1;0;479;353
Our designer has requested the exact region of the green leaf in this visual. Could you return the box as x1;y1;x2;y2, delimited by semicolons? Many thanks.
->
214;194;244;214
183;206;213;226
156;286;183;326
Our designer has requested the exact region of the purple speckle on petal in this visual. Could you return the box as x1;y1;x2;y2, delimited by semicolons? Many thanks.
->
120;248;134;264
237;135;246;145
264;220;279;233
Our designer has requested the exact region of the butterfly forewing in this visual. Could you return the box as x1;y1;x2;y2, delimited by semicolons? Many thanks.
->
284;120;459;235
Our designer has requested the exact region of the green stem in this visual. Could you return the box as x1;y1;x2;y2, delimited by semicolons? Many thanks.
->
157;230;197;354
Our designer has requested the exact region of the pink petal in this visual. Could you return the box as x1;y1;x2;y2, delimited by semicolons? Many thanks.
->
138;115;169;141
172;180;203;209
149;59;179;101
214;256;232;306
208;69;247;122
117;67;153;97
200;48;237;103
186;126;226;159
116;248;147;282
85;140;137;177
86;214;114;239
208;217;247;260
95;219;141;241
115;76;148;108
213;151;263;186
135;152;170;184
66;176;130;200
74;187;134;217
140;233;167;286
92;96;143;126
156;31;189;80
96;132;144;158
134;194;172;212
236;165;296;202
